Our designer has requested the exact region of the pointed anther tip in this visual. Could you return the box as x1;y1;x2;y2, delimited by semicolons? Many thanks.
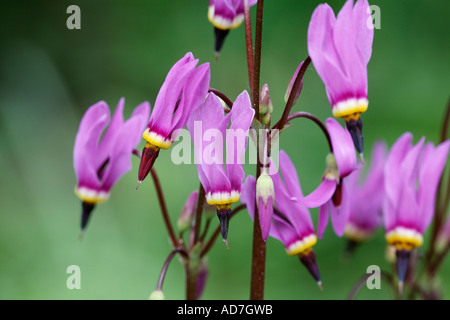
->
359;153;365;165
225;238;229;249
317;281;323;290
214;51;220;63
398;281;404;295
136;180;142;190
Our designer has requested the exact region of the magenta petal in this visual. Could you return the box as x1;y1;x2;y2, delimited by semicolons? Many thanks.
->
172;63;210;135
384;132;413;205
318;202;330;239
96;98;125;169
354;0;374;66
241;175;256;220
189;93;232;194
382;197;397;232
302;178;337;208
418;140;450;232
258;195;274;242
333;0;365;94
279;151;304;199
130;101;151;144
329;182;351;237
150;53;198;137
73;101;110;189
101;116;144;191
326;118;357;177
308;3;352;106
226;90;254;192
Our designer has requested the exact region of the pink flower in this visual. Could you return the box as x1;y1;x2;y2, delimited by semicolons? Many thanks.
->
188;90;254;245
73;98;150;231
137;52;210;186
241;151;322;287
208;0;258;55
383;132;450;289
307;0;374;154
208;0;257;30
301;118;357;238
344;141;387;243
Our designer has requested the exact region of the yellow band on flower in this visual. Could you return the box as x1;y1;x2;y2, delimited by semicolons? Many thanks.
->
208;6;244;30
286;234;317;256
206;190;240;206
143;128;172;150
332;98;368;120
385;227;423;251
75;187;109;204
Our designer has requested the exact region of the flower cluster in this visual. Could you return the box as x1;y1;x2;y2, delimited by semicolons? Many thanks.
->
72;0;449;300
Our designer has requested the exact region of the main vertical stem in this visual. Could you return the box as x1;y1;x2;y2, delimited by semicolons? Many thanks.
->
250;0;266;300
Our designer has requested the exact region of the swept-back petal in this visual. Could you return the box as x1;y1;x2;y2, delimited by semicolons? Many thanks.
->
417;140;450;232
326;118;357;177
226;90;254;192
74;101;110;189
171;63;210;135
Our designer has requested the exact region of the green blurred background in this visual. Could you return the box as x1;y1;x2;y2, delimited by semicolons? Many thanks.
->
0;0;449;300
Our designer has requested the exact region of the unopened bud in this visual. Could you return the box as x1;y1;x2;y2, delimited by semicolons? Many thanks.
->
149;289;165;300
137;142;160;188
256;173;275;242
177;190;199;232
285;61;304;105
256;173;275;208
259;84;273;125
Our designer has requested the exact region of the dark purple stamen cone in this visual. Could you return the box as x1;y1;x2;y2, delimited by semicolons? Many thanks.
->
346;118;364;155
81;201;95;233
345;239;360;257
216;207;231;246
396;249;412;294
299;249;322;289
137;144;160;187
332;182;342;207
214;27;230;57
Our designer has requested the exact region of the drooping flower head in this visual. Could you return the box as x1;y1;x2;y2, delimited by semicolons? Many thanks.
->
383;133;449;290
188;91;254;246
308;0;374;155
241;151;322;287
208;0;257;56
344;141;387;249
301;118;357;238
74;98;150;232
137;52;210;186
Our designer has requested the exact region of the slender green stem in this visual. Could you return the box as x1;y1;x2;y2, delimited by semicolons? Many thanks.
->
156;248;184;290
193;184;206;246
244;0;254;97
150;168;179;248
249;0;266;301
285;111;333;152
208;88;233;110
346;270;399;300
